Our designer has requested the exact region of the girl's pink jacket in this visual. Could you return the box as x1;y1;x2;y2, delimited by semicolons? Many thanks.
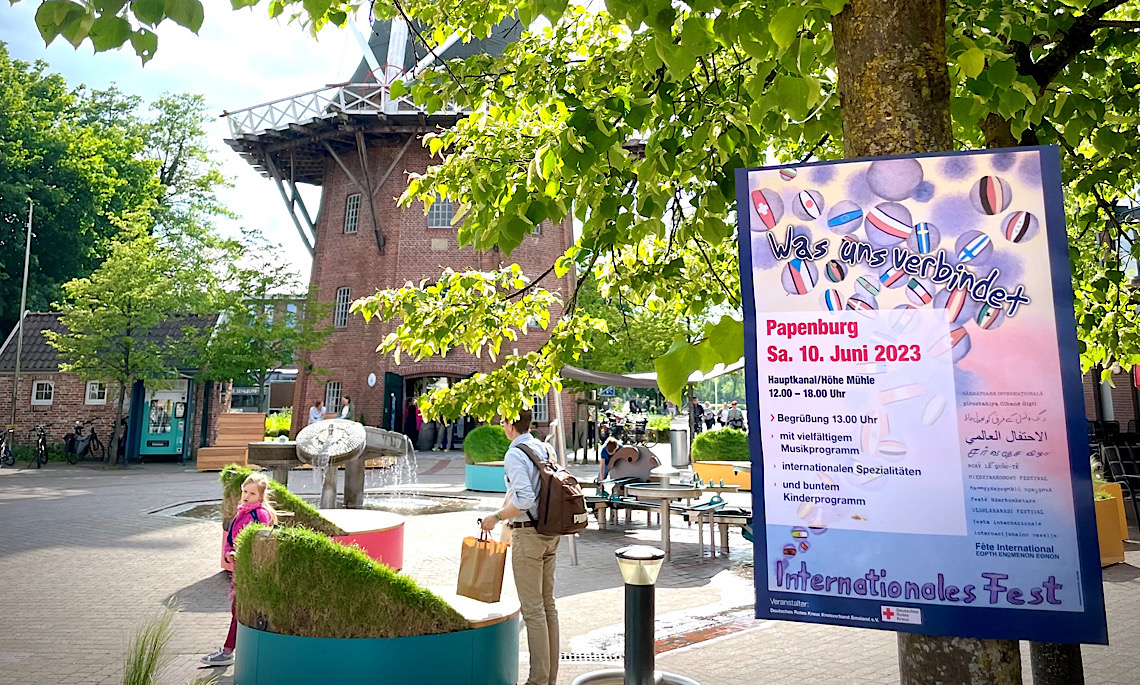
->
225;502;273;558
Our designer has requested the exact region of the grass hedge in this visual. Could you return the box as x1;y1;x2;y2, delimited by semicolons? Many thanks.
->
220;464;344;536
691;428;750;462
647;414;672;431
462;424;511;465
235;524;468;638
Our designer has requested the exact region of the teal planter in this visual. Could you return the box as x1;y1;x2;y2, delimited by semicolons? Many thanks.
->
234;615;519;685
464;462;507;493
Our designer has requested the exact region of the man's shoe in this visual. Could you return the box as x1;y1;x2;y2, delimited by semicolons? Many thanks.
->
201;648;234;667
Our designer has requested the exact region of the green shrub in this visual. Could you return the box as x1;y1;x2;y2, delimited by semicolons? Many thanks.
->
647;415;671;431
220;465;344;536
235;524;468;638
462;424;511;464
691;428;750;461
264;410;292;439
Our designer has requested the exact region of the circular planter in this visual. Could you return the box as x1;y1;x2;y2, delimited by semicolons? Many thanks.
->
464;461;507;493
234;594;519;685
319;509;405;570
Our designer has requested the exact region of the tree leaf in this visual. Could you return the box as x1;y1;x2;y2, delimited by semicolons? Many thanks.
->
130;28;158;63
89;14;132;51
958;47;985;79
165;0;204;33
1092;127;1126;156
34;0;85;44
131;0;165;26
654;337;704;404
769;5;810;51
662;44;696;80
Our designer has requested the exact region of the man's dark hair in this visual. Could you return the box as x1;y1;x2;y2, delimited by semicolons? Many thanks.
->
510;408;533;433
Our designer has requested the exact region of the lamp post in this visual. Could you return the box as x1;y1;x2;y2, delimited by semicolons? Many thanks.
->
8;199;33;434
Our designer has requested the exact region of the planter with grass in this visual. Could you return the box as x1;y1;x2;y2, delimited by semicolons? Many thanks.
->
234;526;519;685
462;425;510;493
690;428;751;491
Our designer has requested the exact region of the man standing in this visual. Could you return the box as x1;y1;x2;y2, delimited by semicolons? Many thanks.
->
690;396;705;435
480;409;559;685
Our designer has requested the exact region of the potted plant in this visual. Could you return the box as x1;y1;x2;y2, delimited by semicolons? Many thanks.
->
461;424;511;493
1092;458;1125;567
691;428;751;491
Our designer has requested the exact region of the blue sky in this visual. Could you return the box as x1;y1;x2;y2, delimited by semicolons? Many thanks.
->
0;3;371;279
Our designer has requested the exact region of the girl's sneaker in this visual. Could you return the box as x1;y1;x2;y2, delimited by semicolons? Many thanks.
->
200;648;234;666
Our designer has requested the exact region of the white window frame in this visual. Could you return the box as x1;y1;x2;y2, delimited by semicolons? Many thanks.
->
426;193;454;229
532;393;549;423
325;381;341;412
344;193;360;234
532;223;542;235
85;381;107;405
31;380;54;406
334;287;351;328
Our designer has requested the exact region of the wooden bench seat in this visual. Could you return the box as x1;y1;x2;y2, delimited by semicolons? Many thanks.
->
197;413;266;471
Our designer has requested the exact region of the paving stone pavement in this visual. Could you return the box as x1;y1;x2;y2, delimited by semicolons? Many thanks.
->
0;455;1137;685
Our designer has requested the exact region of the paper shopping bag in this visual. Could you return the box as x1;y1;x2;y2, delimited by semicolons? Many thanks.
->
457;530;509;603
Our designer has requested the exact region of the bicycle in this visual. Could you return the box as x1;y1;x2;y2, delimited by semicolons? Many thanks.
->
64;419;105;464
628;418;658;448
31;424;50;468
0;427;14;467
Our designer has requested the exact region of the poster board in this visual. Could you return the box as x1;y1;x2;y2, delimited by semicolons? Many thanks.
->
736;146;1107;644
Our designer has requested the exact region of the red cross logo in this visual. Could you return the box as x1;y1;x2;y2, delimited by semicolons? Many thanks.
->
882;607;895;620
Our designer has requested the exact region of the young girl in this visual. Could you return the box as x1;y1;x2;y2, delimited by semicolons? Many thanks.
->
202;473;278;667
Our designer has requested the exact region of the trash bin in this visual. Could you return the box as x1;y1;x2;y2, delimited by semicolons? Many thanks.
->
669;426;690;468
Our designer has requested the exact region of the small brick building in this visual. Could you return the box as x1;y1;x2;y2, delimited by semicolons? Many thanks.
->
0;312;228;459
224;19;579;446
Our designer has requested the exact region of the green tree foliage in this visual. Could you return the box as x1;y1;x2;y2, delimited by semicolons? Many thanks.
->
200;231;332;413
45;221;218;464
0;44;159;333
574;272;682;374
20;0;1140;390
380;0;1140;403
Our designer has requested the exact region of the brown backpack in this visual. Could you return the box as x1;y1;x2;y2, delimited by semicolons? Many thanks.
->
517;443;589;536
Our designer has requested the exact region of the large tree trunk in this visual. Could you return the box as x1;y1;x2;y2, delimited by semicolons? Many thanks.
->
832;1;1021;682
832;0;954;157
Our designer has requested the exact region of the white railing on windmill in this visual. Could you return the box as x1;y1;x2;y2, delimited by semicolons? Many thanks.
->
222;18;467;138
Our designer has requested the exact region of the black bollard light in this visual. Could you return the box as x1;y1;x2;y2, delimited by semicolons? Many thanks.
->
571;545;700;685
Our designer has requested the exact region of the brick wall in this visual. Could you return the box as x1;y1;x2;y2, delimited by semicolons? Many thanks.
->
0;372;227;454
1082;370;1139;427
290;135;579;436
0;373;126;445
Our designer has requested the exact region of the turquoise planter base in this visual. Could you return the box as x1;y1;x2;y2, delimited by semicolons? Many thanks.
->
234;616;519;685
464;463;507;493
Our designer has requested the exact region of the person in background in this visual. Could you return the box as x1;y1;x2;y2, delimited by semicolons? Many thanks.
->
402;397;421;447
598;436;621;482
703;402;716;432
433;419;453;451
308;399;324;425
719;402;730;428
690;397;704;434
727;400;746;431
339;396;355;421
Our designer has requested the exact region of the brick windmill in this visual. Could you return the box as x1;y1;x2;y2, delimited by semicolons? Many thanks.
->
223;17;576;445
